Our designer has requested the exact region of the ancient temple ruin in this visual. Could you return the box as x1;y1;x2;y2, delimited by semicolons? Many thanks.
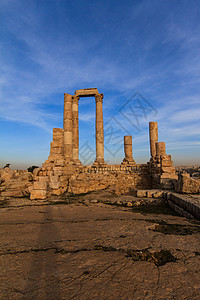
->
63;88;106;166
30;88;177;199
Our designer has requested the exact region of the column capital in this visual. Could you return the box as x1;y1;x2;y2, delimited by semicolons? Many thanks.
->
95;93;104;103
72;95;80;105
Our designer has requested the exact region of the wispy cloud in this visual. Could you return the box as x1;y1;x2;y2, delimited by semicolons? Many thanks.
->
0;0;200;166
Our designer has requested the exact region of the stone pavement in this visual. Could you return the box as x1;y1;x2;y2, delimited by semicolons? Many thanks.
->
0;193;200;299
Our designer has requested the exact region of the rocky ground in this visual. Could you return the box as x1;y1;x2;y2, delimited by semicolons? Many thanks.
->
0;191;200;299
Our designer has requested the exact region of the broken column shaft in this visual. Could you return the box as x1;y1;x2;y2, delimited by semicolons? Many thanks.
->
122;136;136;165
156;142;166;157
149;121;158;158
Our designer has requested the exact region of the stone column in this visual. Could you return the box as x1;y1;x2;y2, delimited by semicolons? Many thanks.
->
122;136;136;165
72;95;81;165
156;142;166;157
63;93;73;163
149;121;158;158
93;94;106;166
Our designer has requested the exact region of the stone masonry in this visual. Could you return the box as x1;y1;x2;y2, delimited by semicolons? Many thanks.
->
148;123;177;190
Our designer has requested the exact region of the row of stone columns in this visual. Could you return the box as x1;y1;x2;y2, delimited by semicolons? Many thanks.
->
63;92;106;166
64;95;164;165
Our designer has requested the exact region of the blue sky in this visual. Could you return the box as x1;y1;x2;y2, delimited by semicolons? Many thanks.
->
0;0;200;169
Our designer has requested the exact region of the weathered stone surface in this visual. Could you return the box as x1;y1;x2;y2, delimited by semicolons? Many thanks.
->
175;174;200;194
33;181;47;190
30;189;47;200
0;197;200;299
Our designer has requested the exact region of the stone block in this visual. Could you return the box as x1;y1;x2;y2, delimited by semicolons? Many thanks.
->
161;167;175;174
51;188;63;195
152;191;163;198
38;176;49;182
50;175;59;182
136;190;147;197
160;174;178;179
30;189;47;200
33;181;47;190
53;166;63;171
51;141;64;148
47;170;54;176
146;190;157;198
50;147;63;154
161;161;173;167
54;170;63;176
48;154;64;161
55;159;64;166
50;181;61;189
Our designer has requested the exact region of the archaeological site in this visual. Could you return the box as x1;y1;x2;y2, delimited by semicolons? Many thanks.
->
1;88;200;299
0;88;200;219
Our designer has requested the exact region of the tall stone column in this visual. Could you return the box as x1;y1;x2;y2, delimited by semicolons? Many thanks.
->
122;136;136;165
72;95;81;165
149;121;158;158
63;93;73;163
94;94;106;166
156;142;166;157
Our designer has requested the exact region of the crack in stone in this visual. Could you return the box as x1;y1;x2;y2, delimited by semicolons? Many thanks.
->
0;245;177;266
0;217;175;227
0;219;90;226
149;223;200;235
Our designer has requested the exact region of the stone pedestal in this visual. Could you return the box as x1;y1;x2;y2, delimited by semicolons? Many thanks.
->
72;96;81;165
122;135;136;165
93;94;106;166
63;93;73;163
149;121;158;158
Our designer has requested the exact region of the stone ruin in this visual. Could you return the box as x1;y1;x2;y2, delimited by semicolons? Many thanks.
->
27;88;178;200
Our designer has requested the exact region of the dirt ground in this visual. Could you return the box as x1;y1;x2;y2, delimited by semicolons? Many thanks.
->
0;191;200;299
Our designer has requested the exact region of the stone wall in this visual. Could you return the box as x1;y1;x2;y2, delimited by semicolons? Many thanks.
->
174;174;200;194
67;166;151;195
30;162;151;199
